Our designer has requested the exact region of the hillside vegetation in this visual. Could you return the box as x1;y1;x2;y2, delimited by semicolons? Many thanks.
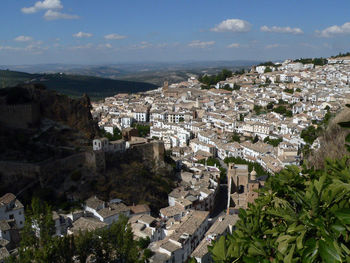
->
307;107;350;169
0;69;157;100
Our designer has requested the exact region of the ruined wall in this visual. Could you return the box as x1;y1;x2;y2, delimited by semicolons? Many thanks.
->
0;151;103;194
0;161;40;178
128;141;165;166
0;161;41;195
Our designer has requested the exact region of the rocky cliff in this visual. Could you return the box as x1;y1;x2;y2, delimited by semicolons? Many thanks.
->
11;84;99;139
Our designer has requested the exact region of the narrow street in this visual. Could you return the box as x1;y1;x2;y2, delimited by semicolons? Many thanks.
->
210;184;228;218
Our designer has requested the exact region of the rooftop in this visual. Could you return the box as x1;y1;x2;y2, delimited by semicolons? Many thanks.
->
69;217;107;234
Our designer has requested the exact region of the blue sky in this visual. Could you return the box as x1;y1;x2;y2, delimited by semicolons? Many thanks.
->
1;0;350;64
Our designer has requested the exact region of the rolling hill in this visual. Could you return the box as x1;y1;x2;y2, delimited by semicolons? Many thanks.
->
0;69;158;100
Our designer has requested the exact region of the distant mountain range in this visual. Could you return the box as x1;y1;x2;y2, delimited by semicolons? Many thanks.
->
0;69;158;100
0;60;259;86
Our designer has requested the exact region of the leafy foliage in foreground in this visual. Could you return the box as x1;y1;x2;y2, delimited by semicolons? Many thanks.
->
210;157;350;262
6;198;148;263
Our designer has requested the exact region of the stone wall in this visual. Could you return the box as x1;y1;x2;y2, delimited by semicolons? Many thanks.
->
128;141;165;166
0;161;40;178
0;151;103;194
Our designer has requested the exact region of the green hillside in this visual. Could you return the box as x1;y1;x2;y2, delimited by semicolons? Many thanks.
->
0;69;158;100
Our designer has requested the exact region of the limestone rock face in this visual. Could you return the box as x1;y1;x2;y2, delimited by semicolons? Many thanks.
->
28;84;99;139
0;84;99;139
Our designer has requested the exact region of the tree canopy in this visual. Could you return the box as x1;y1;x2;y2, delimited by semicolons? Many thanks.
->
198;69;233;86
294;57;328;66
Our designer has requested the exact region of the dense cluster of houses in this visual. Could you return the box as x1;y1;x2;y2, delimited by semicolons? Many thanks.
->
92;57;350;176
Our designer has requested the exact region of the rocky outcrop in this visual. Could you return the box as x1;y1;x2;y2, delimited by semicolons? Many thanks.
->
0;84;99;139
27;84;99;139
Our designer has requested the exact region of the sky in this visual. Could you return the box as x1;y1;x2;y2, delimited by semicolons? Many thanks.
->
1;0;350;65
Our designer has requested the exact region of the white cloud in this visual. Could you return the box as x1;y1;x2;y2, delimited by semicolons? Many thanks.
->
188;40;215;48
44;10;79;20
323;43;332;49
300;42;318;49
14;36;33;42
131;41;153;49
261;25;303;34
0;46;23;51
69;43;94;50
265;44;281;49
156;43;168;48
317;22;350;37
21;0;79;20
21;0;62;14
227;43;240;48
97;43;113;49
0;42;47;53
73;32;93;38
104;34;127;40
211;19;251;33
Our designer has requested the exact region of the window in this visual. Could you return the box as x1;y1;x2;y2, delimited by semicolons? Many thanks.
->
9;214;14;220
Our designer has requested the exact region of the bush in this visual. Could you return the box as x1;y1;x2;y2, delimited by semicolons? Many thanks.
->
137;237;151;249
301;125;318;145
264;136;282;147
198;157;221;167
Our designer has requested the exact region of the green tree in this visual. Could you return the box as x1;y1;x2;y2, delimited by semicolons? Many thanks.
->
273;105;287;115
137;237;151;249
133;124;150;137
224;157;268;178
231;132;241;143
267;102;274;110
301;125;318;144
284;88;294;94
264;67;272;73
198;157;221;167
233;83;241;90
210;157;350;262
253;105;263;115
100;127;122;141
239;114;245;122
264;136;283;147
198;69;233;86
